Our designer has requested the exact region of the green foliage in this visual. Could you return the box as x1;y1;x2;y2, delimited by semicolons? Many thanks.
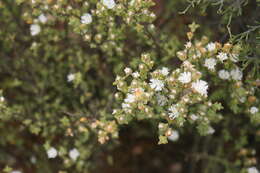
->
0;0;259;173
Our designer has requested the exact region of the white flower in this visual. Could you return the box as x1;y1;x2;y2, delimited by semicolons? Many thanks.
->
206;126;215;135
0;96;4;102
69;148;80;161
248;167;259;173
218;70;230;80
30;156;37;164
168;130;179;142
230;68;243;80
102;0;116;9
250;107;259;114
124;93;135;103
204;58;217;70
230;53;239;62
132;72;140;78
178;72;192;84
67;73;75;82
30;24;41;36
160;67;169;76
217;52;228;62
129;0;136;6
168;105;179;119
122;103;130;109
190;114;199;121
81;13;92;24
47;147;57;159
124;67;132;74
112;109;117;114
38;14;47;23
191;80;208;96
185;41;192;49
149;79;164;91
206;42;216;52
156;94;167;106
11;171;22;173
239;97;246;103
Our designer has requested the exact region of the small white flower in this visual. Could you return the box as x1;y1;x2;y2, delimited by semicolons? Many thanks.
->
156;94;167;106
102;0;116;9
124;93;135;103
250;107;259;114
217;52;228;62
195;50;202;58
30;156;37;164
207;126;215;135
239;97;246;103
30;24;41;36
149;79;164;91
38;14;47;23
47;147;57;159
0;96;4;102
204;58;217;70
185;41;192;49
190;114;199;121
112;109;117;114
69;148;80;161
178;72;192;84
122;103;130;109
218;70;230;80
248;167;259;173
160;67;169;76
230;68;243;80
168;130;179;142
124;67;132;74
11;171;22;173
81;13;92;24
191;80;209;97
206;42;216;52
132;72;140;78
129;0;136;6
67;73;75;82
168;105;179;119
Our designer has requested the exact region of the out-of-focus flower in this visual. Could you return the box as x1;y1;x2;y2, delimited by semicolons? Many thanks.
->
47;147;58;159
218;70;230;80
69;148;80;161
67;73;76;82
30;24;41;36
230;68;243;80
168;130;179;142
102;0;116;9
81;13;92;24
250;107;259;114
206;42;216;52
38;14;47;23
247;167;259;173
160;67;169;76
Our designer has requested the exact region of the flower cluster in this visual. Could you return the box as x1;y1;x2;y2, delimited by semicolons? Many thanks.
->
90;120;118;144
113;28;259;143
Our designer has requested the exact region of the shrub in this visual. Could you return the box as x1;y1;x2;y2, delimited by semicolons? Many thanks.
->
0;0;259;173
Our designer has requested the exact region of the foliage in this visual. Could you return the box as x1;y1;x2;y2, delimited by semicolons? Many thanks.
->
0;0;259;173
